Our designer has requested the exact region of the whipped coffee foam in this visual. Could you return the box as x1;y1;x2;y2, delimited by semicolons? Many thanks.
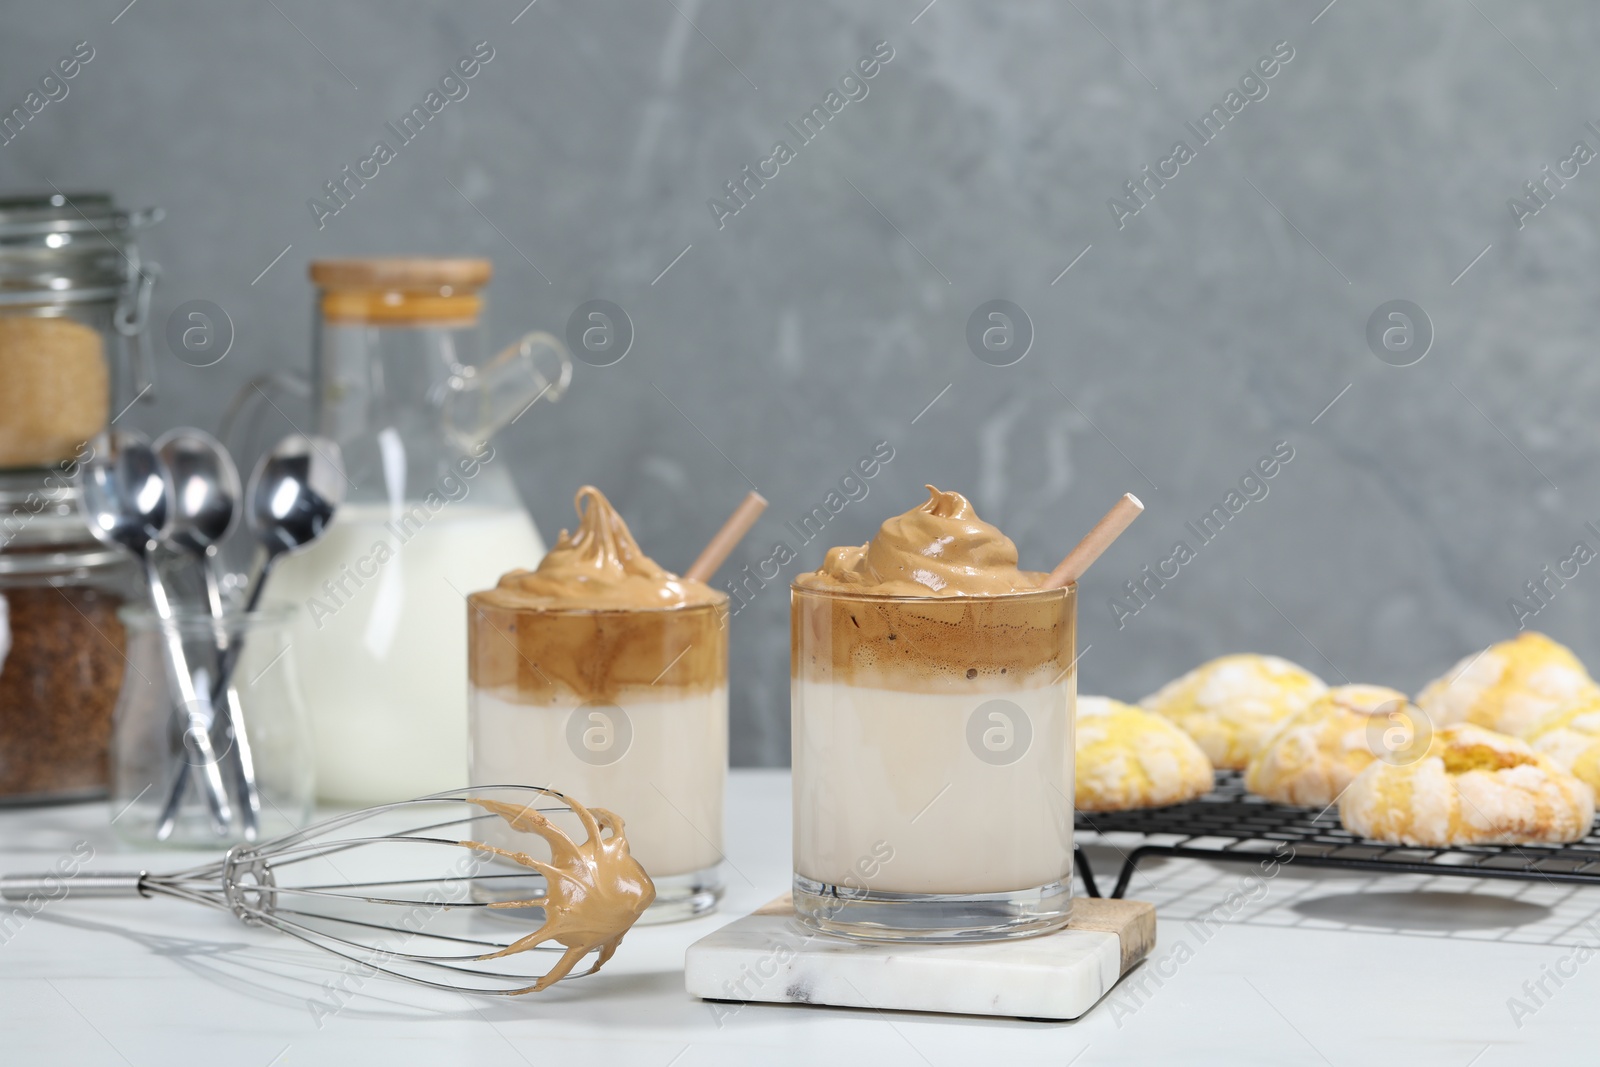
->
477;485;720;611
795;485;1043;596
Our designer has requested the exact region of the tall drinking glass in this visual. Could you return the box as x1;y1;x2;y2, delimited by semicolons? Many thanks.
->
468;595;729;922
791;583;1076;941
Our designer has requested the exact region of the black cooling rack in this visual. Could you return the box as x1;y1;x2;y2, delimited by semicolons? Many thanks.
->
1073;771;1600;900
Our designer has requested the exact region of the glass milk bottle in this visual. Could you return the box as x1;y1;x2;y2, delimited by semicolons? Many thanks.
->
231;258;571;803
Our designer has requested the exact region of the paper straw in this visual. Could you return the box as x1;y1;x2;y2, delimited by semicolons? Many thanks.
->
1042;493;1144;589
683;490;768;582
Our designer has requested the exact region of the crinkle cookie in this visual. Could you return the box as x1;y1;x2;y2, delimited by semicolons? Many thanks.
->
1076;696;1214;812
1339;724;1595;846
1525;693;1600;793
1416;632;1598;737
1141;654;1327;770
1245;684;1418;808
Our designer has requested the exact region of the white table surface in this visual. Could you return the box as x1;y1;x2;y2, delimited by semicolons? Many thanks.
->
2;769;1597;1065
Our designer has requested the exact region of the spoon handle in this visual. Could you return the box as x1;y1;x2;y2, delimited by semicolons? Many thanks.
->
154;544;274;841
203;559;261;840
145;554;233;838
211;545;274;697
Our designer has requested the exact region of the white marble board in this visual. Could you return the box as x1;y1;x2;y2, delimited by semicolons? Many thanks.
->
685;895;1156;1021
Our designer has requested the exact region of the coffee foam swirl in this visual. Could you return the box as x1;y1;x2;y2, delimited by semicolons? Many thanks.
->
475;485;720;611
795;485;1042;596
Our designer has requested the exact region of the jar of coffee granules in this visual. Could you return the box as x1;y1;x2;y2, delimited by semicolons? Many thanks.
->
0;509;133;804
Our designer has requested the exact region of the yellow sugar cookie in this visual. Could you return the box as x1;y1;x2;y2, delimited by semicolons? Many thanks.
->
1339;724;1594;846
1141;654;1327;770
1416;632;1598;737
1525;693;1600;793
1246;684;1419;808
1076;695;1214;812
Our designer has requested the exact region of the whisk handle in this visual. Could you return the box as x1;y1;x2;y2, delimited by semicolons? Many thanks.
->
1;872;149;900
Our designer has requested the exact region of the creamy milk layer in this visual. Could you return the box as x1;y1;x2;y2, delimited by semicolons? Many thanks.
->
791;486;1076;900
792;678;1073;894
468;486;729;886
470;688;727;877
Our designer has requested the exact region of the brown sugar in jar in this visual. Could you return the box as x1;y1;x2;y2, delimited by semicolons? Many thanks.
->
0;545;131;803
0;316;109;469
0;191;163;471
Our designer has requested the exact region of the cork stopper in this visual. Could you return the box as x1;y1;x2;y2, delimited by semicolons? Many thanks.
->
310;258;491;324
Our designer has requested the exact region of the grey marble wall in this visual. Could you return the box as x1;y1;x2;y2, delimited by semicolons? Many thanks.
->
7;0;1597;764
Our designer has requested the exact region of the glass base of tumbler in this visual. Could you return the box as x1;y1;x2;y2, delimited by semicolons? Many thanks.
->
636;866;724;924
471;859;723;924
792;874;1072;943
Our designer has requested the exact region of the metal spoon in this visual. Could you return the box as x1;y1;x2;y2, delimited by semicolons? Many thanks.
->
80;431;232;834
153;429;258;841
241;434;344;607
212;433;345;693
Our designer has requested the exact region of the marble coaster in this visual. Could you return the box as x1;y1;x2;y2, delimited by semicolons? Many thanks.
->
685;895;1155;1021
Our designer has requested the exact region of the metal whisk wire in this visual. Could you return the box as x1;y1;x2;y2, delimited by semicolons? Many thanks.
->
1;786;658;996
